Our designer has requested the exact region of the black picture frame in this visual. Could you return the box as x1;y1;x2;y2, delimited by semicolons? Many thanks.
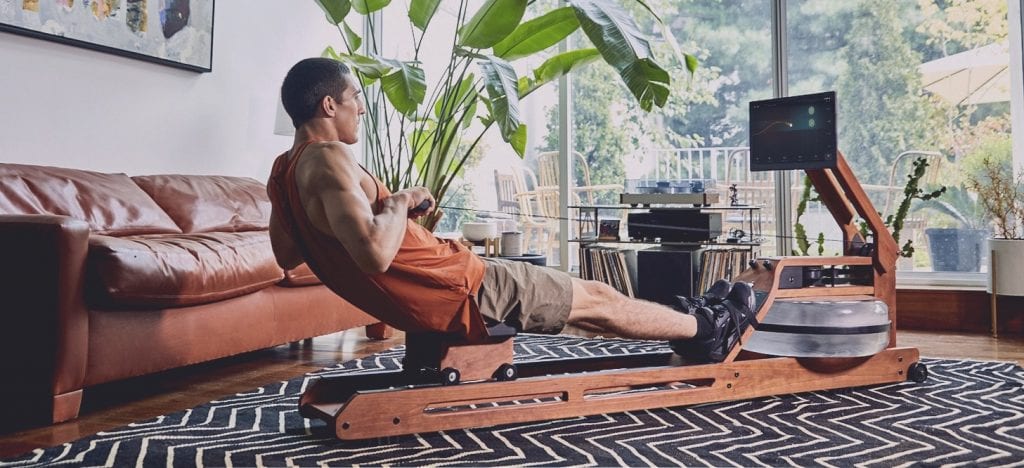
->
0;0;215;73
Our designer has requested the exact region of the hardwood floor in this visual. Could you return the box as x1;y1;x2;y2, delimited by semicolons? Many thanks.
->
1;329;1021;459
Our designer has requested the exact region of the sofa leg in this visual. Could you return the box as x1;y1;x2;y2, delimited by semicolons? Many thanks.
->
303;338;313;346
52;390;83;424
365;323;393;340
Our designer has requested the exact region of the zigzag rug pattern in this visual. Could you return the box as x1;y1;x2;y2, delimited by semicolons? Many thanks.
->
2;335;1022;467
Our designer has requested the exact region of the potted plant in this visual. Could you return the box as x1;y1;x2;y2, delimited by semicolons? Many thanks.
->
792;156;945;262
315;0;695;230
915;185;989;272
964;153;1024;295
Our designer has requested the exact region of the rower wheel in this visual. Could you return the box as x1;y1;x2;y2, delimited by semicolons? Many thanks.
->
440;367;461;386
495;363;518;381
908;362;929;383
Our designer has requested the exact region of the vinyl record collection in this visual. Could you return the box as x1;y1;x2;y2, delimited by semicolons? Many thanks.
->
578;245;639;297
696;248;753;294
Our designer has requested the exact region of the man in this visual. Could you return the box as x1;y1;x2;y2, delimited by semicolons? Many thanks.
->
267;58;755;363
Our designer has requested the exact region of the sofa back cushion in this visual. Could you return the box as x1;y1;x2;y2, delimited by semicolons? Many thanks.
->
0;163;181;236
87;231;284;308
132;175;271;233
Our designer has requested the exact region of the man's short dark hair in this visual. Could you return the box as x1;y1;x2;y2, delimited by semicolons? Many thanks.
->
281;58;352;128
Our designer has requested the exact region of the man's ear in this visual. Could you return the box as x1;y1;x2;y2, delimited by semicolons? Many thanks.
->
320;95;336;118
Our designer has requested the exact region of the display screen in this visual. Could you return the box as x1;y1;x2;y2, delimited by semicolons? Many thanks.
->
749;91;837;171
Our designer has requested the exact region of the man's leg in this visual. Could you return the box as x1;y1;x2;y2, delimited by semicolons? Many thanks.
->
566;278;698;340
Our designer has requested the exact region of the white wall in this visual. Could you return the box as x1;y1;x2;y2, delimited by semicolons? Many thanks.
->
0;1;342;180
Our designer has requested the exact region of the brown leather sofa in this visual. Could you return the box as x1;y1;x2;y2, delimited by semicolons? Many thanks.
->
0;163;387;429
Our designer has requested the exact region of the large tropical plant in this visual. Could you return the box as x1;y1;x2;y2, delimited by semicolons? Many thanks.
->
314;0;694;230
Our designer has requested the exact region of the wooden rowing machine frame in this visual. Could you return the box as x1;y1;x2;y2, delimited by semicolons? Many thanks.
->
300;152;923;440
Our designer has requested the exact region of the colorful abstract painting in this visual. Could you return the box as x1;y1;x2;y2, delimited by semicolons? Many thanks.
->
0;0;213;72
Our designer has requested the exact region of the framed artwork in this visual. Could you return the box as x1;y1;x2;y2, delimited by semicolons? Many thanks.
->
0;0;214;72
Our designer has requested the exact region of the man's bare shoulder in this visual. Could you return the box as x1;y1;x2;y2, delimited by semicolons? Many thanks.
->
296;142;360;188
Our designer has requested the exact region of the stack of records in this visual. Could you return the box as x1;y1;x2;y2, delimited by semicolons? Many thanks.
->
696;248;753;294
578;245;639;297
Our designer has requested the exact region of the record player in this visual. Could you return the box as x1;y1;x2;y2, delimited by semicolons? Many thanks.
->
619;178;720;206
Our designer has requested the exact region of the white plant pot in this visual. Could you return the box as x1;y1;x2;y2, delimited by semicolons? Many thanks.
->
987;238;1024;296
461;222;498;242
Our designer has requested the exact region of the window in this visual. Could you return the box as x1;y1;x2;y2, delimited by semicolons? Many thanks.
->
561;1;774;272
373;0;1020;286
787;0;1014;283
375;1;560;261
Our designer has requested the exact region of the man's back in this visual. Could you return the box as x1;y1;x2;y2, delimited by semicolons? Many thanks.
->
267;141;488;338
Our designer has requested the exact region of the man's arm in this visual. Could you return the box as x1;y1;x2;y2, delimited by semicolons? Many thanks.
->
269;209;304;270
308;144;433;274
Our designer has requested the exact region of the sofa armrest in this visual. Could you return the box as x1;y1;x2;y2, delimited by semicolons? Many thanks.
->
0;214;90;428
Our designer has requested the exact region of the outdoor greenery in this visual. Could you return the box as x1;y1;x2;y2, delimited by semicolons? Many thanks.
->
529;0;1010;265
963;141;1024;239
538;0;1004;189
325;0;1013;266
314;0;695;230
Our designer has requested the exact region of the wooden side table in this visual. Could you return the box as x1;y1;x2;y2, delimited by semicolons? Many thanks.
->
461;237;500;257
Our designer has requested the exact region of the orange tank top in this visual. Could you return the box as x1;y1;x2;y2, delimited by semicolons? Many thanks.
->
267;141;488;339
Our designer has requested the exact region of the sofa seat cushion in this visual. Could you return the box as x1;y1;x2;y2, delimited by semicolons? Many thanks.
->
132;175;271;233
87;231;284;308
0;163;181;235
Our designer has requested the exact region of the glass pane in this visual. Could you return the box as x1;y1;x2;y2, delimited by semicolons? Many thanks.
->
786;0;1011;274
562;1;774;273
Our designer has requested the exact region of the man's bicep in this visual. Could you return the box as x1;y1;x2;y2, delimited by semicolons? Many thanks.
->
318;182;377;245
315;159;378;249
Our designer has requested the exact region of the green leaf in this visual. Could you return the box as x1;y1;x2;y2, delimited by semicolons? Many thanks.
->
316;0;351;25
570;0;671;110
409;0;441;30
342;22;362;51
518;48;601;96
351;0;390;14
434;74;477;120
509;123;527;157
458;0;527;49
636;0;696;76
479;55;521;145
410;123;437;174
380;61;426;115
322;45;341;60
460;99;478;129
493;7;579;60
684;53;699;74
334;52;393;81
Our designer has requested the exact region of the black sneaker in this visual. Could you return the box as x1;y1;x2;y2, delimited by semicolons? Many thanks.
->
675;279;732;312
668;305;727;362
725;282;756;317
670;282;758;363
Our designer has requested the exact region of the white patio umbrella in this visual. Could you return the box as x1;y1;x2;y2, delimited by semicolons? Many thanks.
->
919;41;1011;106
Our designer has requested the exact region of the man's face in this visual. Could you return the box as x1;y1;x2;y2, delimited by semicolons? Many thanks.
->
335;75;365;145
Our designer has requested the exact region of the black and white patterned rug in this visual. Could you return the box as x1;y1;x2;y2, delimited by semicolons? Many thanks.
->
2;335;1023;467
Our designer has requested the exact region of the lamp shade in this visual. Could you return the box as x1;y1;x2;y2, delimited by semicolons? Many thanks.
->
274;98;295;136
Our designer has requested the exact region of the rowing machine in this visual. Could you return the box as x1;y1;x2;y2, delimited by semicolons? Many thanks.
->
299;151;926;440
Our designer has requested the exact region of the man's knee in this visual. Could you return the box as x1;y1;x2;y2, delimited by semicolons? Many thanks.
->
568;280;622;324
584;279;621;300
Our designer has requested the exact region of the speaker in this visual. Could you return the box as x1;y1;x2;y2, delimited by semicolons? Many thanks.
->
636;246;704;306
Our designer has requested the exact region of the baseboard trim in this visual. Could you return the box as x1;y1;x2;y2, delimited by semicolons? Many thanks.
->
897;288;1023;334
